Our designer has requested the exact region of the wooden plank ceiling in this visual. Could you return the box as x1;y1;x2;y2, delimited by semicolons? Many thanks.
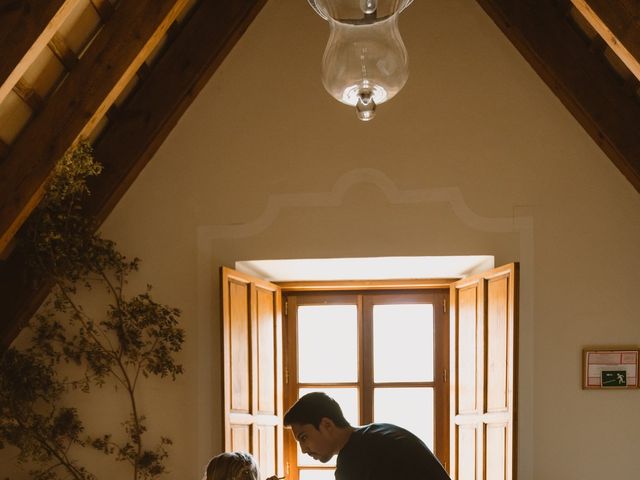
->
0;0;638;349
476;0;640;192
0;0;268;349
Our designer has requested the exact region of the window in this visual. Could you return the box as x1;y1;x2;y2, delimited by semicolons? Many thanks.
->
283;289;449;480
221;263;518;480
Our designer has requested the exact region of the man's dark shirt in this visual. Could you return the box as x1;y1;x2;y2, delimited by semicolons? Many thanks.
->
335;423;450;480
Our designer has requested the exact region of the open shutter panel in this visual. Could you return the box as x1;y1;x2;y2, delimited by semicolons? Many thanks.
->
450;263;518;480
221;267;284;478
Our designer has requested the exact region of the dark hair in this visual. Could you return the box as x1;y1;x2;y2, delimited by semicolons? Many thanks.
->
283;392;351;429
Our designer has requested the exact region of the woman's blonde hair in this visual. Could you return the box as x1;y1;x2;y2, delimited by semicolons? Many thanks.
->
203;452;259;480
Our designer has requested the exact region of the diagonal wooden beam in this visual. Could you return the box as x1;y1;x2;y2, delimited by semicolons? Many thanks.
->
89;0;115;21
0;0;82;106
48;32;79;71
88;0;269;221
570;0;640;81
13;78;43;112
475;0;640;193
0;0;268;351
0;137;8;157
0;250;52;351
0;0;191;257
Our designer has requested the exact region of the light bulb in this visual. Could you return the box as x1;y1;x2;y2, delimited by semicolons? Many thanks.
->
308;0;414;121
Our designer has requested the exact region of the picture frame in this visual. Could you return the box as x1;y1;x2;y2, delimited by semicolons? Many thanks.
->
582;347;639;389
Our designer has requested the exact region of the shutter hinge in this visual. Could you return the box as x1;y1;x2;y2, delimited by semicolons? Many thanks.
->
284;300;288;316
442;368;447;383
285;462;290;475
285;366;289;384
443;298;447;314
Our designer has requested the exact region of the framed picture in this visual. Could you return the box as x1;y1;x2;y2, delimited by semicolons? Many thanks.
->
582;348;639;389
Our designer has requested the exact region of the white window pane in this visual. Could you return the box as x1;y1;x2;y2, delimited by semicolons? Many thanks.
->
300;469;335;480
373;304;434;382
297;387;359;466
373;388;434;451
298;305;358;383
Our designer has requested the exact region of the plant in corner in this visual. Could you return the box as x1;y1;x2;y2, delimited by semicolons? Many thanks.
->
0;143;185;480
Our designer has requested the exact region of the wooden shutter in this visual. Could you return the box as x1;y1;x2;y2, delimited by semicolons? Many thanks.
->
221;267;284;478
449;263;518;480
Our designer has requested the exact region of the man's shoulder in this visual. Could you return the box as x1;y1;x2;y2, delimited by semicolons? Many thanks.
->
338;423;450;480
357;422;416;438
350;423;425;449
357;422;401;431
338;424;400;463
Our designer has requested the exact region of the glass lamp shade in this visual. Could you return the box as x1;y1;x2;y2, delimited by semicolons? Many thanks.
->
308;0;413;21
308;0;414;121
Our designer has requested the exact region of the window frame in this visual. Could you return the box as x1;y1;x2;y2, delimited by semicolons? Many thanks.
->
282;287;450;479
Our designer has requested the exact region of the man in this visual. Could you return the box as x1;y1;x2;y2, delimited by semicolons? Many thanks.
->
283;392;451;480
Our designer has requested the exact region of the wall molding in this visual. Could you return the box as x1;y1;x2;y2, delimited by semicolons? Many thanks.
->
194;167;535;478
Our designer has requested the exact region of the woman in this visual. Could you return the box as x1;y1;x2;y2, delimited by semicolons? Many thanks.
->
202;451;280;480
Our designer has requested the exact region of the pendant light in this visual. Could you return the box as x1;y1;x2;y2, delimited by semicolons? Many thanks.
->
307;0;414;121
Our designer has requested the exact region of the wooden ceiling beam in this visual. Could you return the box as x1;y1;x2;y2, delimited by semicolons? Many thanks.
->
13;78;43;112
475;0;640;193
0;0;268;350
0;0;82;106
571;0;640;81
89;0;115;21
0;137;8;160
0;0;191;257
48;33;79;71
87;0;269;221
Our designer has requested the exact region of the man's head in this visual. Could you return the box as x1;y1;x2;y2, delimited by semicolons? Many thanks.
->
283;392;352;463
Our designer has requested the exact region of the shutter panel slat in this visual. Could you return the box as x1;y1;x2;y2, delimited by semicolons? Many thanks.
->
450;263;518;480
222;267;284;478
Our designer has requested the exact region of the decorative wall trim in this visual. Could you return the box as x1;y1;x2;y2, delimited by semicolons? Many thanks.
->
197;168;531;240
194;167;535;477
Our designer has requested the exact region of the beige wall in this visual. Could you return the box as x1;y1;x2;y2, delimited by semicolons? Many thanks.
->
103;0;640;479
6;0;639;479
